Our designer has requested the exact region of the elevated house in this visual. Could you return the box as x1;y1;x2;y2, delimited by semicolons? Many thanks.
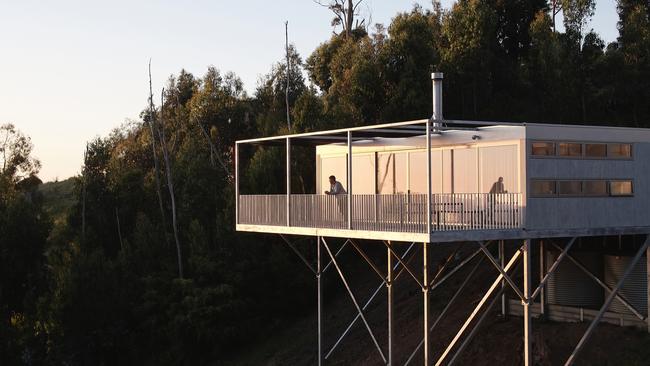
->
234;73;650;366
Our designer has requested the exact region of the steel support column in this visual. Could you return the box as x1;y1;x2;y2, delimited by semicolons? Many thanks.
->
523;239;532;366
423;241;430;366
286;137;291;226
317;236;322;366
531;239;546;318
499;240;506;317
387;241;394;366
347;131;352;230
234;142;239;224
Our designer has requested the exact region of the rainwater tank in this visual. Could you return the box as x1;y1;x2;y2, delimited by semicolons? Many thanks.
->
604;255;647;315
546;250;603;308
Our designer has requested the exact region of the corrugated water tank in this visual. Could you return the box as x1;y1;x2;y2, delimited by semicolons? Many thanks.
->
546;250;603;308
604;255;647;315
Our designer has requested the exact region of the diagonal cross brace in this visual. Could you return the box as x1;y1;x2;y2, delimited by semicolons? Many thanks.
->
321;237;388;364
435;245;523;366
548;241;646;321
404;254;485;366
477;241;525;301
564;235;650;365
325;242;417;360
349;239;387;284
384;240;424;289
280;234;316;275
531;237;577;300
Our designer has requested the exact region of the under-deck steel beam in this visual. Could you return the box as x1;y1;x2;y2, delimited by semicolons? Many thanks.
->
564;235;650;365
435;246;523;366
321;237;387;364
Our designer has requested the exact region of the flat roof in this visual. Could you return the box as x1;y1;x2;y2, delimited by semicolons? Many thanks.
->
236;118;650;146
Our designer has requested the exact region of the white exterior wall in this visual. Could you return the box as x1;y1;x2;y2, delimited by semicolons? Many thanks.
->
525;124;650;231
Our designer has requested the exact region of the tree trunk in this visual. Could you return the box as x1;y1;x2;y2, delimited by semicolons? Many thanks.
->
148;61;168;242
159;89;184;279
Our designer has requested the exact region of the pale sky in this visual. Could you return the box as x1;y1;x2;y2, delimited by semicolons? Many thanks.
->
0;0;619;182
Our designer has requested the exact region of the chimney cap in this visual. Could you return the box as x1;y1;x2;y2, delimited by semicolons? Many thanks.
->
431;72;444;80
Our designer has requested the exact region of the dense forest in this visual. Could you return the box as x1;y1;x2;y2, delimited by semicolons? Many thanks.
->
2;0;650;364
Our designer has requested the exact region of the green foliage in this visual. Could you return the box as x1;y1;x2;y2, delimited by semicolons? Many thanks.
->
3;2;650;365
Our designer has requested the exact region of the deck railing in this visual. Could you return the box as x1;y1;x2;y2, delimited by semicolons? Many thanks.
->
238;193;522;233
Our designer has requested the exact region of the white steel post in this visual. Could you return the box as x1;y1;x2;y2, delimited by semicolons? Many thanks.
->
347;131;352;230
317;236;322;366
286;137;291;227
523;239;532;366
540;240;546;317
423;241;430;365
387;241;394;366
499;240;506;317
426;121;432;235
235;142;239;225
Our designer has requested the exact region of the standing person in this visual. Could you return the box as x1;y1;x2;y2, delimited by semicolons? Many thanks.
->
325;175;347;224
489;177;507;224
325;175;346;195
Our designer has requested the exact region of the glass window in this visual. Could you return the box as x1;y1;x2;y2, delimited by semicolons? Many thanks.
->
585;143;607;157
376;153;394;194
531;180;556;197
583;180;607;196
608;143;632;158
352;154;375;194
409;151;427;194
558;181;582;196
558;142;582;157
610;181;633;196
394;153;408;194
531;142;555;156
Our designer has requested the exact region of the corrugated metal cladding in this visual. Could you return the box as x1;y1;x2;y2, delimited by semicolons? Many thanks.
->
546;250;604;308
604;255;648;315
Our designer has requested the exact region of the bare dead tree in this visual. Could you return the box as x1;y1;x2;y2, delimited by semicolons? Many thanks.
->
314;0;366;37
81;144;87;241
148;60;169;243
552;0;562;32
285;21;292;130
194;118;231;177
159;88;184;279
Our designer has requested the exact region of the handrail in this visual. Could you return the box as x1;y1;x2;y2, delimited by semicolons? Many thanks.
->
237;193;522;233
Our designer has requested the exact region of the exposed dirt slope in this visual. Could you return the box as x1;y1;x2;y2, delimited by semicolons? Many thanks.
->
226;243;650;366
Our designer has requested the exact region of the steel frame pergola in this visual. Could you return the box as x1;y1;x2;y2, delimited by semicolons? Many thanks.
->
277;234;650;366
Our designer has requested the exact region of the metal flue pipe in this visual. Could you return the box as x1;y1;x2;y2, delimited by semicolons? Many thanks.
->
431;72;444;131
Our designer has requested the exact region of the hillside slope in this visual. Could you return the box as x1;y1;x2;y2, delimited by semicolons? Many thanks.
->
225;243;650;366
